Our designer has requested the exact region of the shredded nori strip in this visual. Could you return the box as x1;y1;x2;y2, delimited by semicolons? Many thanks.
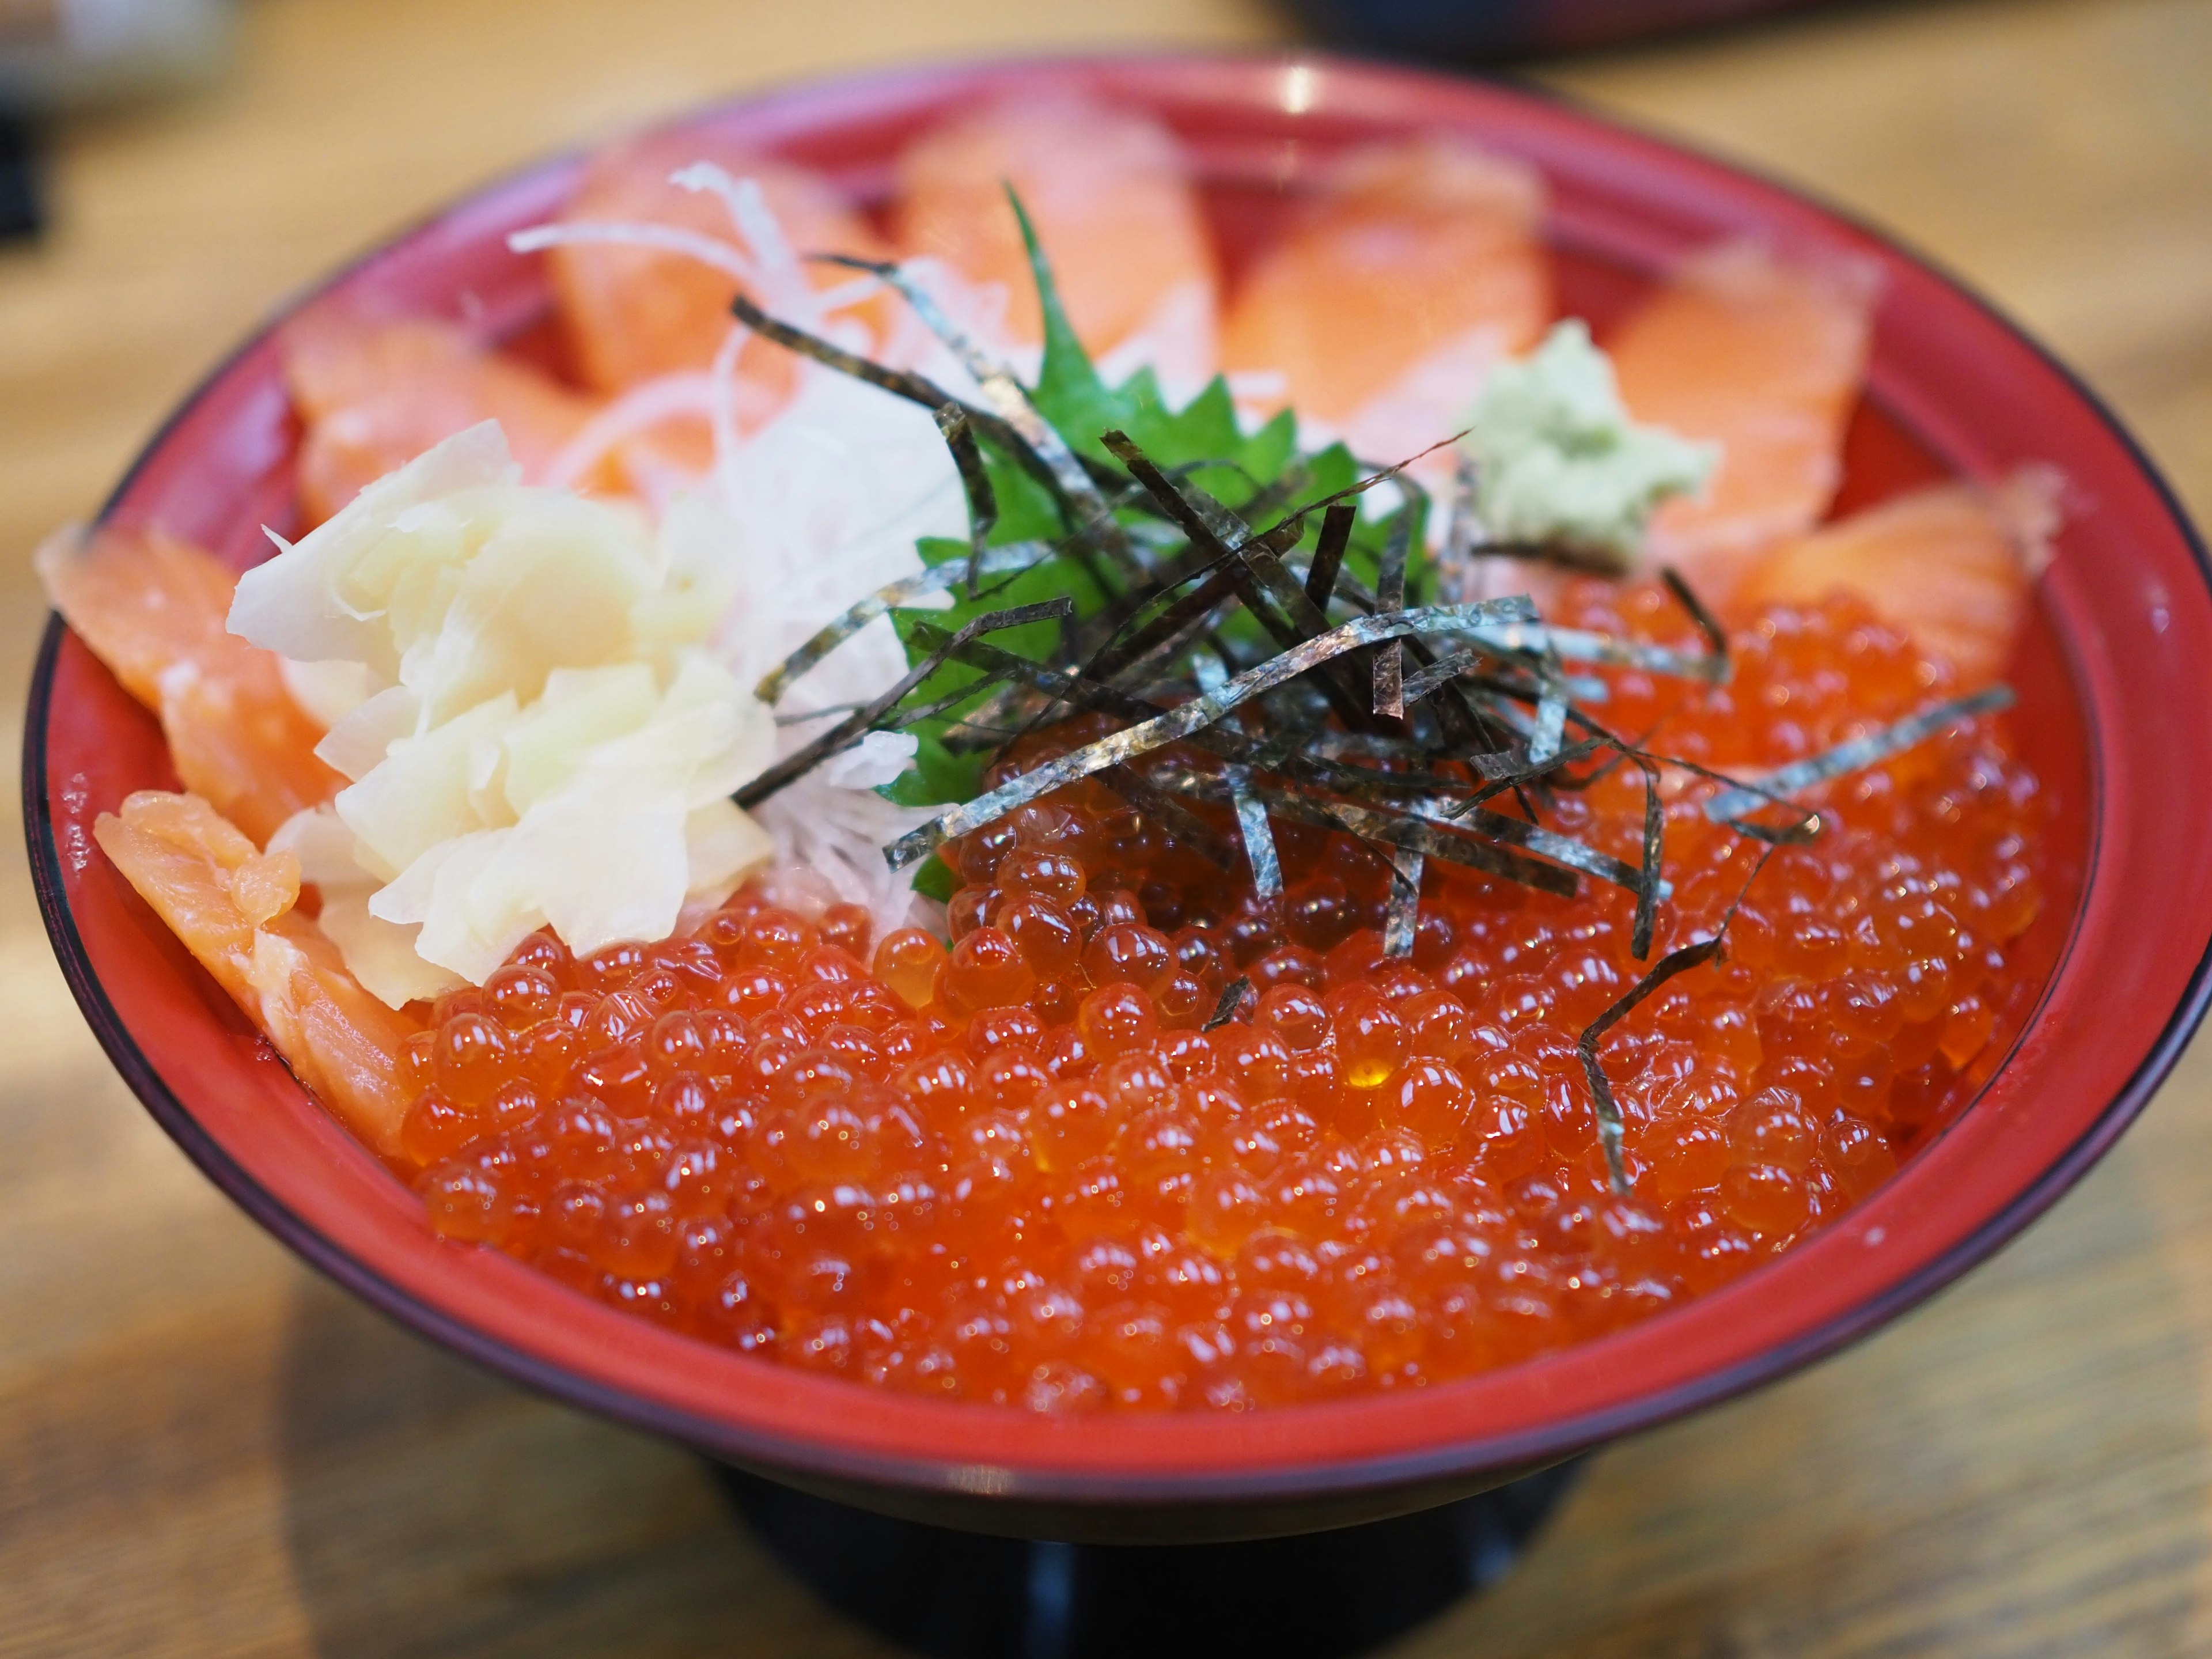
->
1383;847;1425;957
1099;762;1238;872
1411;796;1660;902
752;540;1051;704
1196;772;1579;897
1373;507;1411;719
1459;619;1728;683
1578;846;1776;1195
1440;452;1480;601
736;597;1072;809
933;405;998;596
728;292;1029;469
1703;685;2015;822
1306;502;1355;611
1400;645;1482;709
1205;977;1255;1030
1194;654;1283;900
884;668;1014;732
1660;566;1729;684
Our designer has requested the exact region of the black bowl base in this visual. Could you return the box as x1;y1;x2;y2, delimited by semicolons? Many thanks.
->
715;1460;1582;1659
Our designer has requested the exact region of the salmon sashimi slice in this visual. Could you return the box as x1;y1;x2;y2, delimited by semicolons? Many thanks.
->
1221;136;1550;458
284;313;612;527
1734;468;2061;691
37;524;343;846
550;131;891;397
94;790;416;1157
1610;240;1880;596
892;98;1220;391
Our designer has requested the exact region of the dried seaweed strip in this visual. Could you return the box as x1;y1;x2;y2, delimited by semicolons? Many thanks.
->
1101;430;1380;733
1401;644;1481;708
1229;775;1285;900
1373;508;1411;719
1702;685;2015;823
884;668;1014;732
1440;453;1480;602
1147;765;1576;897
1100;762;1238;872
1359;468;1429;726
1660;567;1729;684
1263;783;1576;897
728;294;1119;604
1536;701;1822;848
1457;619;1725;684
1310;728;1430;760
933;406;998;596
1578;844;1777;1194
1101;430;1341;643
1083;560;1242;685
775;702;863;726
1471;734;1609;782
1419;799;1657;900
1205;977;1254;1031
737;598;1072;809
884;600;1532;868
1579;934;1722;1193
753;541;1052;703
1242;430;1468;570
1524;618;1575;767
1306;502;1355;611
1383;847;1424;957
1195;654;1283;900
729;293;1020;453
1628;751;1664;960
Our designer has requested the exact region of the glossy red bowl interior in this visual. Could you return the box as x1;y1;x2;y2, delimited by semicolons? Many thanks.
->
27;54;2212;1541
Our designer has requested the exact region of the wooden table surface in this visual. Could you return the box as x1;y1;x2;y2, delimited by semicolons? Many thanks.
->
5;1;2212;1653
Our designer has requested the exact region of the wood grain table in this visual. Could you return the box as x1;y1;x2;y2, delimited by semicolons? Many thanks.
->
5;1;2211;1653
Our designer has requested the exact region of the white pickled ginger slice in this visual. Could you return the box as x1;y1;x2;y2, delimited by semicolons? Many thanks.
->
335;691;520;882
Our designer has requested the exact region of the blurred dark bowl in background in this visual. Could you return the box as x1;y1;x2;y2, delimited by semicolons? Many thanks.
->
1290;0;1838;58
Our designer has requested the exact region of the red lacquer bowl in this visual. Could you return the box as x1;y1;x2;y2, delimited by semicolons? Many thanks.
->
26;54;2212;1544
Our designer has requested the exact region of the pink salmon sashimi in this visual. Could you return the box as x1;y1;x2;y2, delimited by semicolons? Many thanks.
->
1735;468;2061;692
551;131;891;396
1222;135;1550;459
96;791;415;1157
285;313;608;526
892;97;1219;385
37;524;342;846
1611;240;1880;598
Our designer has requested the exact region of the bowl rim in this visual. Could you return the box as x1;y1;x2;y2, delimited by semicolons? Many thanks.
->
25;46;2212;1510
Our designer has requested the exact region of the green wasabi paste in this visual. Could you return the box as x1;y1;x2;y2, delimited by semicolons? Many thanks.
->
1460;319;1718;563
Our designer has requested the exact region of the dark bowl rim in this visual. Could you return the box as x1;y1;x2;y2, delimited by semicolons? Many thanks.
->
24;46;2212;1510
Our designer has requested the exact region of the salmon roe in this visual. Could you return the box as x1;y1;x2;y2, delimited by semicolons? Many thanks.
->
392;583;2054;1412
